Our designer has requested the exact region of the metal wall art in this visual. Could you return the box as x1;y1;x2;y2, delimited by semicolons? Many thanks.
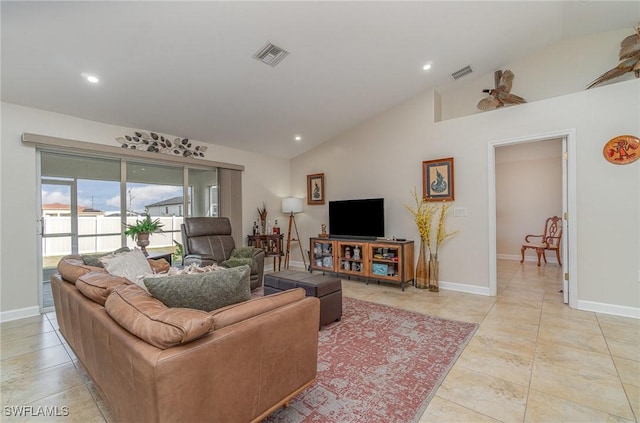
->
116;131;207;158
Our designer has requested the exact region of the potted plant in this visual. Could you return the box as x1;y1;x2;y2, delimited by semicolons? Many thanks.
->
124;213;164;256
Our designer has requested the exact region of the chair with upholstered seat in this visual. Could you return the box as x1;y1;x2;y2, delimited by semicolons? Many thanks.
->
181;217;265;289
520;216;563;266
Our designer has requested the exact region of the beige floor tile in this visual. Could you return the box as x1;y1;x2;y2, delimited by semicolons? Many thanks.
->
488;302;542;323
419;395;500;423
542;301;598;322
540;313;604;334
456;340;533;386
492;295;543;309
614;357;640;387
530;360;635;420
599;320;640;341
1;362;86;408
0;331;62;360
1;345;72;383
436;365;528;422
468;331;537;358
606;337;640;362
1;317;55;343
623;383;640;420
478;315;540;341
598;313;640;329
432;306;488;324
537;323;610;355
525;389;635;423
85;381;117;423
9;384;106;423
535;342;619;380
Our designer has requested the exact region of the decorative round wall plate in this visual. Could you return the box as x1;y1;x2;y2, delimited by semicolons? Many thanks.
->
603;135;639;165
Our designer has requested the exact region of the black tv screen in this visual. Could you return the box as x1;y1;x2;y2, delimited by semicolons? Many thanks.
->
329;198;384;239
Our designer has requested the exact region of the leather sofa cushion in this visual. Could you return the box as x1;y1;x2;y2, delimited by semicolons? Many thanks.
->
76;272;132;305
105;285;214;350
144;265;251;312
58;255;105;284
210;288;305;330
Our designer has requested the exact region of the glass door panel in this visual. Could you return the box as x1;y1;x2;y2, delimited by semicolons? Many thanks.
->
126;162;184;257
187;168;218;218
41;180;75;309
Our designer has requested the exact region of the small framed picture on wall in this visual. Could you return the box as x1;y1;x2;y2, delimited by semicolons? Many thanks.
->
422;157;454;202
307;173;325;205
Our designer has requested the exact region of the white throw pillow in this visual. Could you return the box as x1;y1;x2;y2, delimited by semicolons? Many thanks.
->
100;249;152;289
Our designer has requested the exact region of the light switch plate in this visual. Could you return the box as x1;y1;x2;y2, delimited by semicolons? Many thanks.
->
453;207;468;217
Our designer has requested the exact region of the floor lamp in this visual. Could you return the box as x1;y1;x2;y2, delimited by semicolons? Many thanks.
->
282;197;307;270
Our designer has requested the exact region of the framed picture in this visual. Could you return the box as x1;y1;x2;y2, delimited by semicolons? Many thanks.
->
307;173;325;205
422;157;454;202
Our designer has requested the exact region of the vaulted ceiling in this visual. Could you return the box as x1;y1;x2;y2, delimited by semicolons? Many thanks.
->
2;1;638;158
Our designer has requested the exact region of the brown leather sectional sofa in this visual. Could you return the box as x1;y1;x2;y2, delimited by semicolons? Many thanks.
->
52;255;320;423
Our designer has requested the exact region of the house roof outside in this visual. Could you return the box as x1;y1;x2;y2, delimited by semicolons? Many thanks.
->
145;196;188;208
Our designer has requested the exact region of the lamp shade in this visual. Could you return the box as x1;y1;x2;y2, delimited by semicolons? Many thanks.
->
282;197;303;214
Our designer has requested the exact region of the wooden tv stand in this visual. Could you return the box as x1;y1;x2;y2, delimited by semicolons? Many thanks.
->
309;237;414;290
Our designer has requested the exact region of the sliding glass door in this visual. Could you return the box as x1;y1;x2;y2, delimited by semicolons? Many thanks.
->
38;150;219;310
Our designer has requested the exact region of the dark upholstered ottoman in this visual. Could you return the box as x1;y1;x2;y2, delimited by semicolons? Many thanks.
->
264;270;342;327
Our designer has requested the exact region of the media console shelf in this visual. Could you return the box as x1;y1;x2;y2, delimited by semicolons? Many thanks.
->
310;237;415;290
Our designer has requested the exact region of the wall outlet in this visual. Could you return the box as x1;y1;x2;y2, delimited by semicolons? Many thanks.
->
453;207;468;217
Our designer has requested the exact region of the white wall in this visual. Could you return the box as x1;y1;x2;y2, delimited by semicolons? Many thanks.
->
290;28;640;315
440;28;636;121
291;79;639;313
0;103;290;318
495;139;562;260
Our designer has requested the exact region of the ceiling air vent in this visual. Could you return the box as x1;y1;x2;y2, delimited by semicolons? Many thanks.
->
253;42;289;67
450;65;473;80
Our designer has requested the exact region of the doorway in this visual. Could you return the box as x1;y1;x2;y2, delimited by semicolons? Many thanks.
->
488;129;577;307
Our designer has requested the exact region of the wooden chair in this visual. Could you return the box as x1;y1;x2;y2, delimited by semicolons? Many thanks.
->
520;216;562;266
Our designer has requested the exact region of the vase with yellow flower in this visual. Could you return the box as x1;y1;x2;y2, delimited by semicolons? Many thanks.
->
405;188;458;291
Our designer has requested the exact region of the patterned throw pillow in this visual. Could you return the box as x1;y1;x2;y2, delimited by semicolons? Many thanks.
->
100;249;152;289
82;246;131;267
143;265;251;312
221;257;253;268
230;247;255;259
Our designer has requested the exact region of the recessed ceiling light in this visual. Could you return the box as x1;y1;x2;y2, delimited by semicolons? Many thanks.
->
422;63;432;71
81;72;99;83
294;135;302;142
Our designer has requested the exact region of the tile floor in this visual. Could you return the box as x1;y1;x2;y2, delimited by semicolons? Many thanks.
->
1;260;638;422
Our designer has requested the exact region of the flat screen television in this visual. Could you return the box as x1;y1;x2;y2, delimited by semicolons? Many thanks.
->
329;198;384;239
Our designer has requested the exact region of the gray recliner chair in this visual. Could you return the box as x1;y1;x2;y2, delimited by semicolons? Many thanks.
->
181;217;265;289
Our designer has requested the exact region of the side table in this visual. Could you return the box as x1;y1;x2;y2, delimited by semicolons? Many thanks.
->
147;252;172;265
247;234;284;271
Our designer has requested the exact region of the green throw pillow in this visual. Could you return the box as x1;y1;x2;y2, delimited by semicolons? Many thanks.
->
143;265;251;312
82;246;131;268
230;247;255;259
221;257;253;268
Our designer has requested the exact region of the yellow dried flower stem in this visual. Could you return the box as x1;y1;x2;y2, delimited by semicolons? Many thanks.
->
406;189;458;257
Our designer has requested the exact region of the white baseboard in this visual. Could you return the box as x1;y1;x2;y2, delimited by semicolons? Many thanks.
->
497;253;559;264
0;306;40;322
438;280;491;296
577;300;640;319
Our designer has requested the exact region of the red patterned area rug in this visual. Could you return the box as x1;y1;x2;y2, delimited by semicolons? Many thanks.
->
264;297;478;423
